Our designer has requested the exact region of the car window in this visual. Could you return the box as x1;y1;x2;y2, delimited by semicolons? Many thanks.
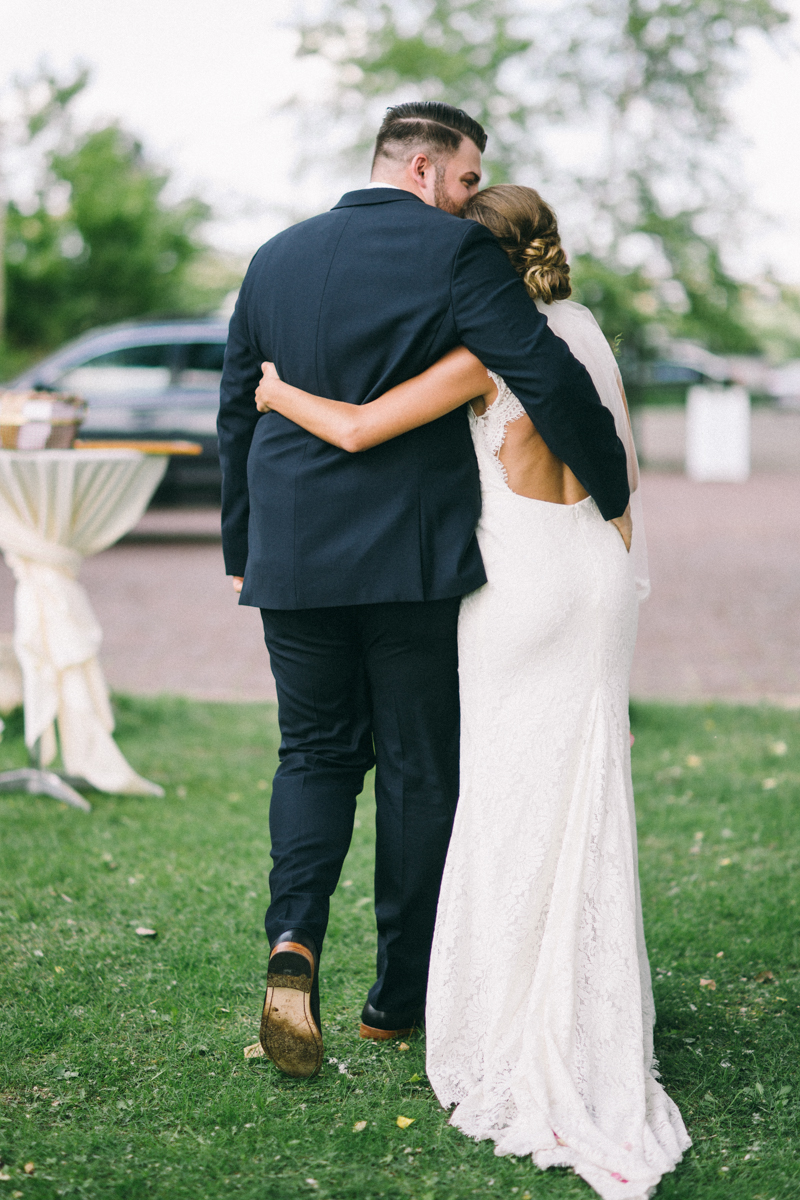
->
57;341;227;396
58;344;180;396
177;343;227;390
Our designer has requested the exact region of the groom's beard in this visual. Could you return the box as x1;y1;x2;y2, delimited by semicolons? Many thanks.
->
434;166;466;216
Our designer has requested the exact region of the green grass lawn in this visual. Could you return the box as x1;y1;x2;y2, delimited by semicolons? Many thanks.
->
0;697;798;1200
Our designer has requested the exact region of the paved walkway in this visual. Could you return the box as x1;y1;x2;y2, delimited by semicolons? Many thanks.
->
634;407;800;472
630;472;800;704
0;471;797;704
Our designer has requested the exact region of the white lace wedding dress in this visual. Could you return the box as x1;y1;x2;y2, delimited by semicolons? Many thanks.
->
425;301;690;1200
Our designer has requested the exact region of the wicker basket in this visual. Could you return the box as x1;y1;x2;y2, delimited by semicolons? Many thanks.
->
0;390;87;450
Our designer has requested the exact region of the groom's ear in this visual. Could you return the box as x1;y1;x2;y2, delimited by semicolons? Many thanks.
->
410;152;435;193
410;152;430;178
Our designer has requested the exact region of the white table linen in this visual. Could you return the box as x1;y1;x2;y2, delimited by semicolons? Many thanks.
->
0;450;168;795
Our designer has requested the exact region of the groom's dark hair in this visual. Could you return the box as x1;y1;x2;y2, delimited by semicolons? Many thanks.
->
373;101;487;168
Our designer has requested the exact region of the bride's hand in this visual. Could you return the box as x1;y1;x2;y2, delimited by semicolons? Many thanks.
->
609;504;632;552
255;361;280;412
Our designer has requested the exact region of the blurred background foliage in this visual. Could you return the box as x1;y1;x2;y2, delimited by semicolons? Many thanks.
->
0;69;240;376
293;0;798;381
2;2;800;386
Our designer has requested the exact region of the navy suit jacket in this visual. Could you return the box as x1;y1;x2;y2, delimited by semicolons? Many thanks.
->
218;188;630;609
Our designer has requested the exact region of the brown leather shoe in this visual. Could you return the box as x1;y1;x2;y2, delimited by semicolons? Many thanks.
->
359;1021;415;1041
359;999;422;1041
260;932;323;1078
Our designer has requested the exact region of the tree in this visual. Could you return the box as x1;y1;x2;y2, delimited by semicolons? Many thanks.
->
0;66;89;345
296;0;788;221
291;0;790;363
5;124;210;350
1;68;233;360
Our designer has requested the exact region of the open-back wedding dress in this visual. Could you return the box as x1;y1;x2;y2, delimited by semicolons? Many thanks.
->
425;300;690;1200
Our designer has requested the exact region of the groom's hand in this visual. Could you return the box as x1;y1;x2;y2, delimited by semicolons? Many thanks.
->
609;505;632;552
232;576;244;593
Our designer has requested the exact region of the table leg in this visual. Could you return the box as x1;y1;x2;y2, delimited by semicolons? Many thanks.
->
0;767;91;811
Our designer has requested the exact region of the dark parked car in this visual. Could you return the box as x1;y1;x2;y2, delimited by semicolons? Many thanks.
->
11;319;230;499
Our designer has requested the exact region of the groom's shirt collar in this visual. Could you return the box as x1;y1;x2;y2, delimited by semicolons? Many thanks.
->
332;185;424;210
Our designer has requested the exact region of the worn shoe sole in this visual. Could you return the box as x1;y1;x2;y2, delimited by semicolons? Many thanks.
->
260;947;322;1079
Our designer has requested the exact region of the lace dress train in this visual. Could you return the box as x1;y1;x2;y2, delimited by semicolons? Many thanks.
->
425;358;690;1200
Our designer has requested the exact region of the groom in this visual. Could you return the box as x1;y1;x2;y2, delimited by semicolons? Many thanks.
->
218;101;630;1078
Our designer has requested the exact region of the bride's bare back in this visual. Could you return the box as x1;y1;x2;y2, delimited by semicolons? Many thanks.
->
469;384;588;506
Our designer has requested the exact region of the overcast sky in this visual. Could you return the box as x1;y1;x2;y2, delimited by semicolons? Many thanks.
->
2;0;800;279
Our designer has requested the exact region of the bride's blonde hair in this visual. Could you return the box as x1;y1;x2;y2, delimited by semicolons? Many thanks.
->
464;184;571;304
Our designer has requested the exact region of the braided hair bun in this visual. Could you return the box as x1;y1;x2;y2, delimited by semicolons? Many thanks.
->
464;184;571;304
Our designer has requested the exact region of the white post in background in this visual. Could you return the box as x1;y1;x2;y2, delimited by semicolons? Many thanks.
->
685;385;751;482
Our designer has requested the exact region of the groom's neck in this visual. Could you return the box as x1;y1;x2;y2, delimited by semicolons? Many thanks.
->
368;172;427;203
369;151;434;205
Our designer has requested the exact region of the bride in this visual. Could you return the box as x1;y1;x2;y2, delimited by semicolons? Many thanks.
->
253;184;690;1200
